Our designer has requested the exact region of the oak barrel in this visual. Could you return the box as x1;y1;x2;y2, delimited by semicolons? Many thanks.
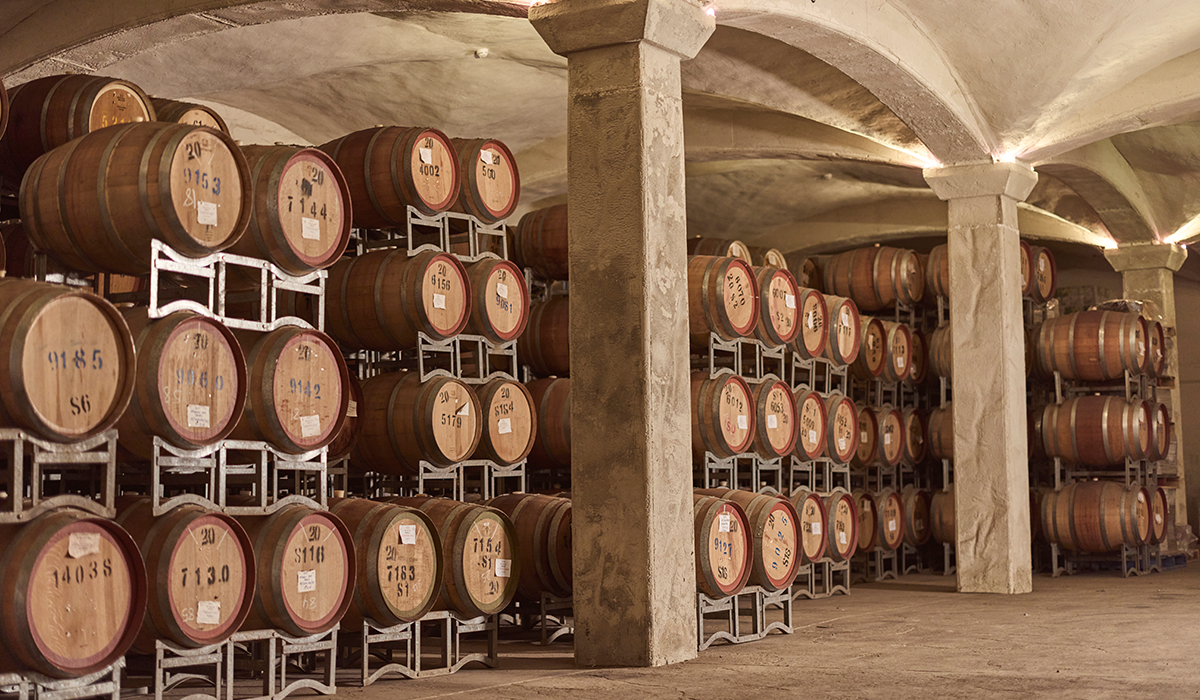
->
688;255;759;345
930;488;955;545
465;258;529;343
874;404;906;468
785;255;822;291
852;318;911;382
150;98;229;133
354;371;482;474
900;486;932;546
928;403;954;461
928;325;952;378
526;377;571;470
852;404;878;469
1039;396;1150;466
692;494;753;597
875;488;906;551
511;204;568;280
449;138;520;223
823;392;858;464
327;372;362;461
908;328;929;384
325;249;470;351
472;377;537;465
1146;401;1171;462
524;296;570;376
484;493;572;599
792;288;829;359
390;497;520;617
787;488;829;564
115;498;254;651
116;309;246;459
1035;310;1147;380
695;489;799;591
820;295;861;366
901;407;929;466
1147;320;1166;378
319;126;460;225
822;246;924;311
751;378;797;458
0;279;136;442
20;122;251;273
749;246;788;268
1040;481;1150;552
1150;487;1169;546
234;505;355;635
793;387;828;461
687;237;752;264
925;244;949;299
854;489;879;553
230;326;350;453
329;498;443;625
823;489;859;562
1022;243;1057;303
691;370;755;460
752;266;801;346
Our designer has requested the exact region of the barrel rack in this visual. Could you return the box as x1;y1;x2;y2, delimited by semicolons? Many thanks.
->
697;584;793;651
0;659;124;700
339;611;498;686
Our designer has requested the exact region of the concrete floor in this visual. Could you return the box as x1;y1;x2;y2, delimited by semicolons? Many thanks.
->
324;565;1199;700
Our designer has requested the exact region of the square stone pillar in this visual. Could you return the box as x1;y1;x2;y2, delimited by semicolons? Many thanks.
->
1105;242;1189;532
530;0;714;667
925;162;1038;594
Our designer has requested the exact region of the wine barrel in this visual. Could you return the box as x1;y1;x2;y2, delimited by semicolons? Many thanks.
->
1150;487;1169;546
822;246;924;311
1036;310;1147;380
820;295;862;366
1031;487;1051;543
472;377;537;465
823;392;858;464
464;258;529;343
692;494;753;597
852;404;878;469
928;325;952;378
688;255;760;345
354;371;482;474
525;296;569;376
115;498;255;651
785;255;822;291
512;204;568;280
319;126;460;225
526;377;570;470
928;403;954;461
752;266;801;347
792;288;829;360
390;497;520;617
901;407;928;465
234;505;354;635
900;486;932;546
787;488;829;564
925;244;949;299
230;326;350;454
1040;396;1150;466
748;246;787;268
1040;481;1150;553
751;378;797;458
1022;244;1057;303
691;370;755;460
227;145;352;278
854;489;879;553
875;488;906;551
695;489;799;591
20;122;251;274
325;249;470;351
116;309;246;459
1147;320;1167;378
329;498;442;626
793;387;827;460
0;509;147;678
1147;401;1171;462
327;373;362;461
687;237;752;264
484;494;572;599
449;138;520;223
0;279;136;442
1;74;154;185
908;328;929;384
874;405;905;468
150;98;229;133
852;318;911;383
823;489;859;562
930;488;955;545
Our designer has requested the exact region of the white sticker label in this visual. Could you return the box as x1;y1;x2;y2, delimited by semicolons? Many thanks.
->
839;532;847;544
196;600;221;625
884;434;891;445
898;356;905;369
811;521;822;535
457;403;470;416
398;524;417;545
301;217;321;240
298;570;316;593
198;201;218;226
1138;492;1146;502
497;418;512;434
841;309;850;324
187;404;211;429
838;438;846;451
718;513;732;532
300;414;321;438
737;415;748;430
1139;341;1145;354
433;293;446;309
1039;257;1046;271
68;533;101;558
419;148;433;164
347;400;358;418
808;430;817;444
496;282;509;299
767;415;778;429
1156;514;1163;524
495;558;512;577
480;149;494;165
785;294;796;309
888;519;897;532
807;312;815;330
860;431;868;444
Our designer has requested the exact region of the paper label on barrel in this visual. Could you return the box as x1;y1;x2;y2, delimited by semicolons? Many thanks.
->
1138;492;1146;502
1039;257;1045;271
808;312;815;329
495;558;511;577
347;400;357;418
496;282;509;299
888;519;897;532
480;149;494;164
187;404;211;429
419;148;433;164
398;524;417;545
841;309;849;324
838;438;846;450
898;356;905;369
718;513;731;532
839;532;847;544
808;430;817;444
884;434;891;445
68;533;101;558
811;521;822;535
197;600;221;625
301;217;321;240
861;431;868;444
457;403;470;416
198;201;218;226
298;570;316;593
785;294;796;309
300;414;321;438
433;293;446;310
737;415;748;430
767;415;778;429
498;417;512;434
1156;514;1163;524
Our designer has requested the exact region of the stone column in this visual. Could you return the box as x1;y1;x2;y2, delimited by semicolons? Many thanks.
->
1104;243;1189;532
925;162;1038;594
530;0;714;667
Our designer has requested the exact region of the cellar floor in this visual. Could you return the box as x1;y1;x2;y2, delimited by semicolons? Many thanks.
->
202;563;1200;700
